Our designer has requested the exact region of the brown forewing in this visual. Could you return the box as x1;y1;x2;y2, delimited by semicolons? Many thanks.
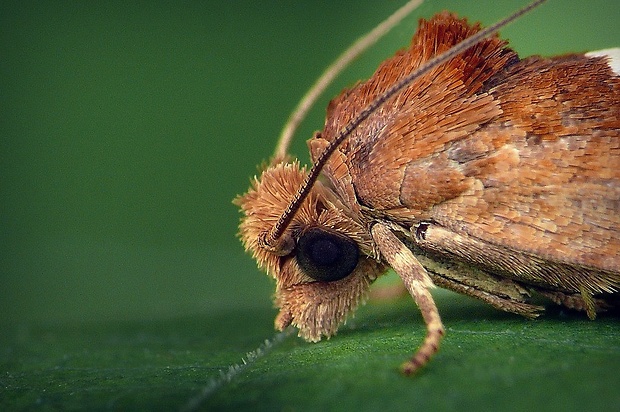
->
312;13;620;295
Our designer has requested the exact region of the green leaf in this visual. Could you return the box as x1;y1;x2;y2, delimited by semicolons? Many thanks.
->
3;287;619;412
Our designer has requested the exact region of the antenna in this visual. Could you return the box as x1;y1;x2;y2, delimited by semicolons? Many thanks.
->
272;0;424;162
261;0;548;250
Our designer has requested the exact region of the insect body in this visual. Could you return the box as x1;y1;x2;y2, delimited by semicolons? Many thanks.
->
236;5;620;374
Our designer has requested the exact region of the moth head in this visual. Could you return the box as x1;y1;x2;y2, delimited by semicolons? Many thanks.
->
235;161;386;342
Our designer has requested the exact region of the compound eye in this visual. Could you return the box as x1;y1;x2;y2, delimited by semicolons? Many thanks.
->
296;227;359;282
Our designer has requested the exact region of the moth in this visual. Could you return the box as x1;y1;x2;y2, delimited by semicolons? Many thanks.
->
235;0;620;374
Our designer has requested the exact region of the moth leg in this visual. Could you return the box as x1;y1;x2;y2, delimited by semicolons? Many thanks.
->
537;289;611;318
578;286;596;320
409;223;551;317
428;272;541;318
414;254;544;318
371;222;444;375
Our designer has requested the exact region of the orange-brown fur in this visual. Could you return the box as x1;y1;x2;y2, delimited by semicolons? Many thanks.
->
236;12;619;370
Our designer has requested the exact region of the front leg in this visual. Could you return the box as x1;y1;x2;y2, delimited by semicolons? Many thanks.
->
371;222;445;375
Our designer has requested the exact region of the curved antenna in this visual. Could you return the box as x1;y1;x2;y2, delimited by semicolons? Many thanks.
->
272;0;424;162
261;0;548;249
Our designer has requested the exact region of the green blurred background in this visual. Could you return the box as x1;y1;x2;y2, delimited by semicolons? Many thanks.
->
1;0;618;325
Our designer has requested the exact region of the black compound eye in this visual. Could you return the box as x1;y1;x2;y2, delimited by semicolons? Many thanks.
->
296;227;359;282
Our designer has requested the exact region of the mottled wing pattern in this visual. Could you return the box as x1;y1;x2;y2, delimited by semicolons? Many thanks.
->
315;13;620;293
431;54;620;274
